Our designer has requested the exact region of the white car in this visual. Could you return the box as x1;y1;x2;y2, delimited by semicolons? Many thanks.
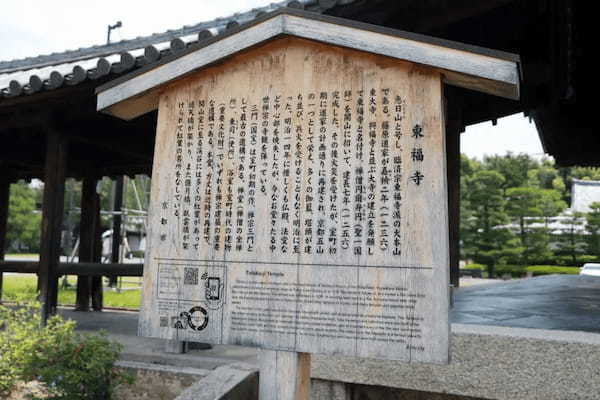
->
580;263;600;276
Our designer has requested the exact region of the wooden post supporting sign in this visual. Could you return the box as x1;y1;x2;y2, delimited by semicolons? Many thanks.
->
259;350;311;400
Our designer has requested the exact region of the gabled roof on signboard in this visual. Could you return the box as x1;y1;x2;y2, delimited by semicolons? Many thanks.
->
0;1;337;100
96;7;521;120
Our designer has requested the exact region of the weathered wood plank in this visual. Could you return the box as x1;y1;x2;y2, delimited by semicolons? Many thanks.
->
38;131;68;323
139;37;450;363
0;179;9;302
97;11;519;120
259;350;311;400
282;14;519;96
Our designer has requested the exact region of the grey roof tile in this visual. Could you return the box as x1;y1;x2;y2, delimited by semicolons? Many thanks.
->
0;0;350;100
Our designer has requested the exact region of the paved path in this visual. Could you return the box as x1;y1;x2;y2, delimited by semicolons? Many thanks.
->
451;275;600;332
47;274;600;373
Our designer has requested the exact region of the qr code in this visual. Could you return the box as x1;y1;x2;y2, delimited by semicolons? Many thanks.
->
184;267;199;285
159;316;168;327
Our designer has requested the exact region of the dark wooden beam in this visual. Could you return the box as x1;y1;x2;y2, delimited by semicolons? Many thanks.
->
411;0;514;33
38;131;68;323
91;197;103;311
70;136;153;162
108;177;124;287
0;261;143;276
75;177;97;311
445;94;462;289
0;179;10;301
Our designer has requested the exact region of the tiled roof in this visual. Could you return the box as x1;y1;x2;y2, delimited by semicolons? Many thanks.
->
0;0;352;99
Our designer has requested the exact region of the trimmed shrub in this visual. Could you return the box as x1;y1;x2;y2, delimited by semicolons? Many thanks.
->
495;265;526;278
461;263;485;270
525;265;580;276
0;302;133;399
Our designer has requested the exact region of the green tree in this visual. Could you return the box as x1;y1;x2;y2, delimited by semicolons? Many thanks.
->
459;155;481;260
527;158;564;190
464;170;519;277
586;202;600;260
506;187;552;264
539;189;567;228
555;211;586;265
483;153;539;193
7;181;42;253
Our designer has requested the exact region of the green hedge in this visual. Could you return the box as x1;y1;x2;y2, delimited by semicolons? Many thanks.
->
494;265;524;277
464;264;580;278
525;265;580;276
461;263;485;271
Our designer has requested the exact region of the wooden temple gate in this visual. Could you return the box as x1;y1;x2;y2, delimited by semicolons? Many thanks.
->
0;0;590;326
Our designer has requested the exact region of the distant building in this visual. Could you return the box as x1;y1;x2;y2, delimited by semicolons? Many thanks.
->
498;180;600;236
571;179;600;213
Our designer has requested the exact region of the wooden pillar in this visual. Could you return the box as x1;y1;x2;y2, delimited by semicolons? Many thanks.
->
75;177;97;311
445;98;462;289
91;203;103;311
108;176;123;287
259;350;311;400
0;179;10;302
75;177;103;311
38;131;68;323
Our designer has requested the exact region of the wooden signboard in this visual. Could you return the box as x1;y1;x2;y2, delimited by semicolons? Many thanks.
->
144;36;448;363
97;8;520;392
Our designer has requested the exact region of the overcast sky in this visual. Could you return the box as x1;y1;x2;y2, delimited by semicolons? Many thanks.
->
0;0;545;160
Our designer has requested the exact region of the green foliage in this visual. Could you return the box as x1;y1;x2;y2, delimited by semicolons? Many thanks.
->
459;153;600;273
505;186;553;264
578;254;598;264
568;167;600;182
586;202;600;258
482;153;538;192
462;170;522;277
491;265;580;278
7;181;42;253
554;212;586;265
538;189;567;224
525;265;580;276
461;263;485;271
494;264;526;278
527;159;564;190
0;302;133;399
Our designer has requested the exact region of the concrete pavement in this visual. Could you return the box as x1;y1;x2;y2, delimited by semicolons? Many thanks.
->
451;274;600;332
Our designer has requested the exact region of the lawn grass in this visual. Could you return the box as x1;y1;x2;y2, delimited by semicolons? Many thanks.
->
4;253;39;260
1;274;141;309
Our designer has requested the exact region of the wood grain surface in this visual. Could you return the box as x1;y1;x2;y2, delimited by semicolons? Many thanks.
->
140;37;449;364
